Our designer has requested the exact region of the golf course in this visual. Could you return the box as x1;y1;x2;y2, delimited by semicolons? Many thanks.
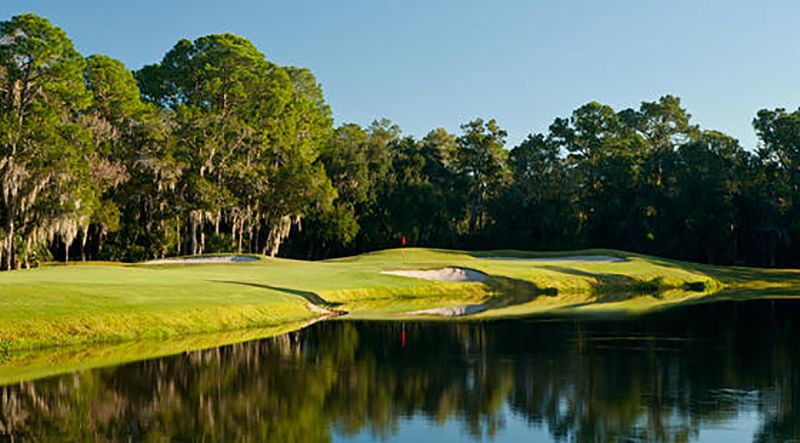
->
2;247;799;355
7;6;800;440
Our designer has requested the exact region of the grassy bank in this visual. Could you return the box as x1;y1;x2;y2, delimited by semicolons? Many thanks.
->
0;321;316;385
1;248;799;353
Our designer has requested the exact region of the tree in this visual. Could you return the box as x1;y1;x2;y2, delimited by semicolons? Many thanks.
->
752;108;800;264
327;120;397;253
0;14;92;269
0;15;794;269
496;133;572;249
455;118;510;236
671;131;748;263
84;54;176;261
417;128;465;245
549;102;642;247
136;34;334;257
753;108;800;182
624;96;700;255
282;122;391;258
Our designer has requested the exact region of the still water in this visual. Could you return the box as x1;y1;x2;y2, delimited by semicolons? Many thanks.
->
1;300;799;442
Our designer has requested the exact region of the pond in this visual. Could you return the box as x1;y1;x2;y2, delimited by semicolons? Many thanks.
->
1;299;799;441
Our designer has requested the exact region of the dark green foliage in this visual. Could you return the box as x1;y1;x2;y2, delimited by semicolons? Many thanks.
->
204;233;236;254
3;13;800;267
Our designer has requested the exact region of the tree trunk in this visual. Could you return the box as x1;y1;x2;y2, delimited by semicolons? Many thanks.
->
98;229;106;256
81;226;88;262
175;217;181;256
238;223;244;253
191;218;198;255
7;220;15;271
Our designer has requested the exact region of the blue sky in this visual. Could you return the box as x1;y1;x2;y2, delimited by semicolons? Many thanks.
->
4;1;800;149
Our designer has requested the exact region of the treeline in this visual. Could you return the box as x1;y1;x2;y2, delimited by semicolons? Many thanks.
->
1;13;799;270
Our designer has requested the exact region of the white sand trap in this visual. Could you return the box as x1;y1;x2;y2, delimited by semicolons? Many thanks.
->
381;267;488;282
481;255;625;263
145;255;259;264
409;304;487;317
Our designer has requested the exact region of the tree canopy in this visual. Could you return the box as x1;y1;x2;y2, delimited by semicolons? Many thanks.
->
2;13;800;269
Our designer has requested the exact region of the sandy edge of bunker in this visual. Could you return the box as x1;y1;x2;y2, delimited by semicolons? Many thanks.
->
381;267;489;282
408;304;488;317
145;256;260;265
479;255;625;263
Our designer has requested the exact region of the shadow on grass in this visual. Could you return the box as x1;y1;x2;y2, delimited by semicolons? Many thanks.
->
471;248;800;291
542;265;660;294
466;248;627;260
642;256;800;291
481;276;557;309
474;269;678;314
211;280;342;308
536;265;708;305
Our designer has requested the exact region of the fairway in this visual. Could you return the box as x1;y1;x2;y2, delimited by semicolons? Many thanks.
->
2;248;800;352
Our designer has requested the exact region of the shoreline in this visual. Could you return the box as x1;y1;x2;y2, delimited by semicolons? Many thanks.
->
4;293;799;386
1;247;798;354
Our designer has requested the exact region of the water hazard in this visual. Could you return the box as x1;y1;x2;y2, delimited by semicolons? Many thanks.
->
2;300;799;441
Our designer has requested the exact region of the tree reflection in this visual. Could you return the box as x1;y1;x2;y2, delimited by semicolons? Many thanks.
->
1;301;799;441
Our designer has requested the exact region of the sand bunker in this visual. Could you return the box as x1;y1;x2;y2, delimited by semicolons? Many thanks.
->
481;255;624;263
381;267;488;282
409;304;487;317
146;255;260;265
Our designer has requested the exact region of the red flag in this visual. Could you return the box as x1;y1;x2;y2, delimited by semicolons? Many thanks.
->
401;235;407;246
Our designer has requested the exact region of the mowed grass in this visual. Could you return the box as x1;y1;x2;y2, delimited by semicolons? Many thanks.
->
2;248;800;353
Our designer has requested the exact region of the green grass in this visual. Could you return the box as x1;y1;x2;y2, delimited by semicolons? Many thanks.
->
2;247;799;354
0;320;314;385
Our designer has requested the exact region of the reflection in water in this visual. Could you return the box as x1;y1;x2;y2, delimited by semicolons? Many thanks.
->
1;300;799;441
